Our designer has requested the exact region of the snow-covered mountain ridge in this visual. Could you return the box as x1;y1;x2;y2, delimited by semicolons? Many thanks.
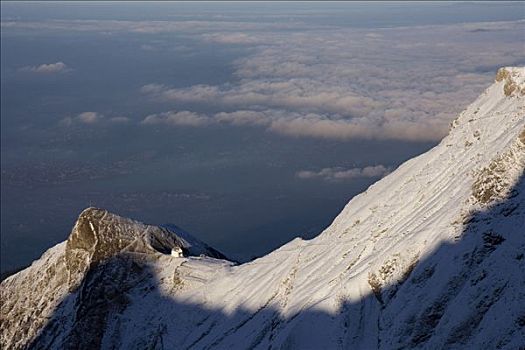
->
1;67;524;349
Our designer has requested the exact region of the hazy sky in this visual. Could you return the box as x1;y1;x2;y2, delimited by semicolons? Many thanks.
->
1;1;524;271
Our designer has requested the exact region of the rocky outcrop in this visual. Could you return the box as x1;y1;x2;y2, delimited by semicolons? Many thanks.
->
471;127;525;204
496;67;525;97
1;208;229;349
65;208;177;289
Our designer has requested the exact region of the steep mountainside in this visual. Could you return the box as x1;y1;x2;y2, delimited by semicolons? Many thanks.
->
1;67;524;350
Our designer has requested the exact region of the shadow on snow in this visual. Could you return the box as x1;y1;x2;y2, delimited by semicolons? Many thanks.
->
27;173;524;349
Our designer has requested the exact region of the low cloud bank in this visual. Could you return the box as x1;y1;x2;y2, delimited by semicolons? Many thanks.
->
20;62;70;74
139;20;524;142
15;17;521;142
60;112;129;126
297;165;392;182
142;111;209;127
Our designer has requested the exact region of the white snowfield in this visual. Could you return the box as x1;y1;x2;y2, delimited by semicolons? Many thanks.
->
1;67;524;350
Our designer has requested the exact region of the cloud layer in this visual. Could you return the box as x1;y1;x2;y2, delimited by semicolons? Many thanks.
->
141;111;209;127
20;62;70;74
138;20;525;142
60;112;129;126
297;165;391;182
10;17;522;142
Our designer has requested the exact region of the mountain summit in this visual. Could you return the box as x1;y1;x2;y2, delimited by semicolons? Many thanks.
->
1;67;524;349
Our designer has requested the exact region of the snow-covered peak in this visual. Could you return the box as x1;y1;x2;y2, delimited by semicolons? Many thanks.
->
65;207;228;288
320;67;524;241
1;67;524;350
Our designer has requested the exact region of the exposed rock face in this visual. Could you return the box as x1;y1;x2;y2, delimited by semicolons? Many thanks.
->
65;208;181;289
471;127;525;204
496;67;525;97
0;243;69;350
1;208;230;350
1;67;524;350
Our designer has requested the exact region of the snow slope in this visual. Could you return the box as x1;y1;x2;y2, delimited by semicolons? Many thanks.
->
1;67;524;350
